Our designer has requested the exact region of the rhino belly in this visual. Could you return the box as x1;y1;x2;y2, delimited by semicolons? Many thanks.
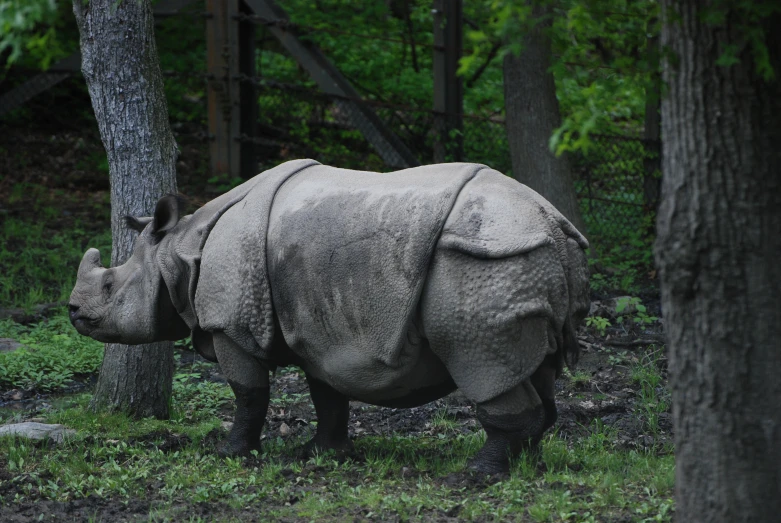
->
337;342;456;407
282;320;455;406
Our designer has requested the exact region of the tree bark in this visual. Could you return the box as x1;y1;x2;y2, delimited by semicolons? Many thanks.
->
656;2;781;521
503;5;587;233
74;0;178;419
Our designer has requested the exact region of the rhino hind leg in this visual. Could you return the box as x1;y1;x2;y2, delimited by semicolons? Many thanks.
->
530;355;559;433
470;380;547;474
299;374;354;458
421;248;568;473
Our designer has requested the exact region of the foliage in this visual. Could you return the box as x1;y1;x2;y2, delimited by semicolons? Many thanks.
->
631;346;669;439
0;0;73;71
586;315;611;336
0;313;104;391
154;10;208;125
616;296;658;327
460;0;659;154
171;367;234;423
699;0;781;81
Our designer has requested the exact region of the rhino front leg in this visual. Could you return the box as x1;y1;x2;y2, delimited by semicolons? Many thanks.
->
212;332;270;457
300;373;353;457
469;380;547;474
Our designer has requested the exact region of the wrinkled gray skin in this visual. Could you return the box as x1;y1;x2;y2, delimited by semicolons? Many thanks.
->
70;160;590;474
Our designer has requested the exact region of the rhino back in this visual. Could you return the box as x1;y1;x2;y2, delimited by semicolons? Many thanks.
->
436;169;591;374
438;169;588;258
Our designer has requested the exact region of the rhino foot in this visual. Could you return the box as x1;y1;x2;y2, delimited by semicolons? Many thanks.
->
217;437;262;458
469;381;548;475
297;435;356;461
299;373;355;461
466;435;540;475
218;381;270;459
466;457;511;476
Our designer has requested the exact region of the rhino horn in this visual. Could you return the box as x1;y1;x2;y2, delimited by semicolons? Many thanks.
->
77;248;103;278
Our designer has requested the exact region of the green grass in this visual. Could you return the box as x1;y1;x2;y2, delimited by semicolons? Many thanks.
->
0;312;104;391
0;191;111;310
631;346;670;442
0;375;675;522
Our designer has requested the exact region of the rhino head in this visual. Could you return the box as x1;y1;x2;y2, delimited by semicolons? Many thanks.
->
69;196;190;345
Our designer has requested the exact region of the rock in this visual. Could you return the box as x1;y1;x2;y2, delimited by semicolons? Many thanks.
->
0;422;76;443
279;422;290;435
0;338;22;353
220;421;234;431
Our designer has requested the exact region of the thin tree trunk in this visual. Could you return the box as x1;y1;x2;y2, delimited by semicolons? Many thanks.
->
74;0;178;419
656;2;781;521
503;5;587;233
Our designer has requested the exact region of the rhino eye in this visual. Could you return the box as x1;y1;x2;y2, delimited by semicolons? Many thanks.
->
102;274;115;298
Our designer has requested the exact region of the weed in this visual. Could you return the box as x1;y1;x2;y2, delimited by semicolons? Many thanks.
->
429;408;459;433
585;315;611;336
171;372;234;422
616;296;658;328
0;313;104;391
631;346;670;440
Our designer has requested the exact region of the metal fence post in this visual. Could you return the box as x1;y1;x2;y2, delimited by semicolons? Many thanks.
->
206;0;243;179
238;0;258;178
433;0;463;163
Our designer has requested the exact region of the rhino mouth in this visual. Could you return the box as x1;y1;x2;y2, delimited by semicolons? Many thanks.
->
71;315;100;333
68;305;101;335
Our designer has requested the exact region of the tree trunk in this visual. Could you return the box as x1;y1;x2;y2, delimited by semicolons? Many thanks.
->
656;2;781;521
74;0;178;419
503;5;587;233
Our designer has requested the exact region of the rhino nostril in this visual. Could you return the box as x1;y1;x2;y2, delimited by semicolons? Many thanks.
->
68;304;80;317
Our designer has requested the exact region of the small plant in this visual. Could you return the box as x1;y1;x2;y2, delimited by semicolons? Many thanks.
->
585;315;611;336
565;368;592;388
0;314;104;391
430;408;459;434
631;347;670;440
616;296;658;327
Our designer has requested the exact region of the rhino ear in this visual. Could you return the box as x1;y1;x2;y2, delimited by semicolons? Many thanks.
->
152;195;182;237
125;216;153;233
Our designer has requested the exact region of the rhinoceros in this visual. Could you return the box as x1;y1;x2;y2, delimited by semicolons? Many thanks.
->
69;159;590;473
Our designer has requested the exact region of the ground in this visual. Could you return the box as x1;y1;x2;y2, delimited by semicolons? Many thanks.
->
0;102;673;521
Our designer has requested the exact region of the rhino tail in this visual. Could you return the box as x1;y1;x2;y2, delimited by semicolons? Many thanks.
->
563;315;580;369
551;316;580;379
